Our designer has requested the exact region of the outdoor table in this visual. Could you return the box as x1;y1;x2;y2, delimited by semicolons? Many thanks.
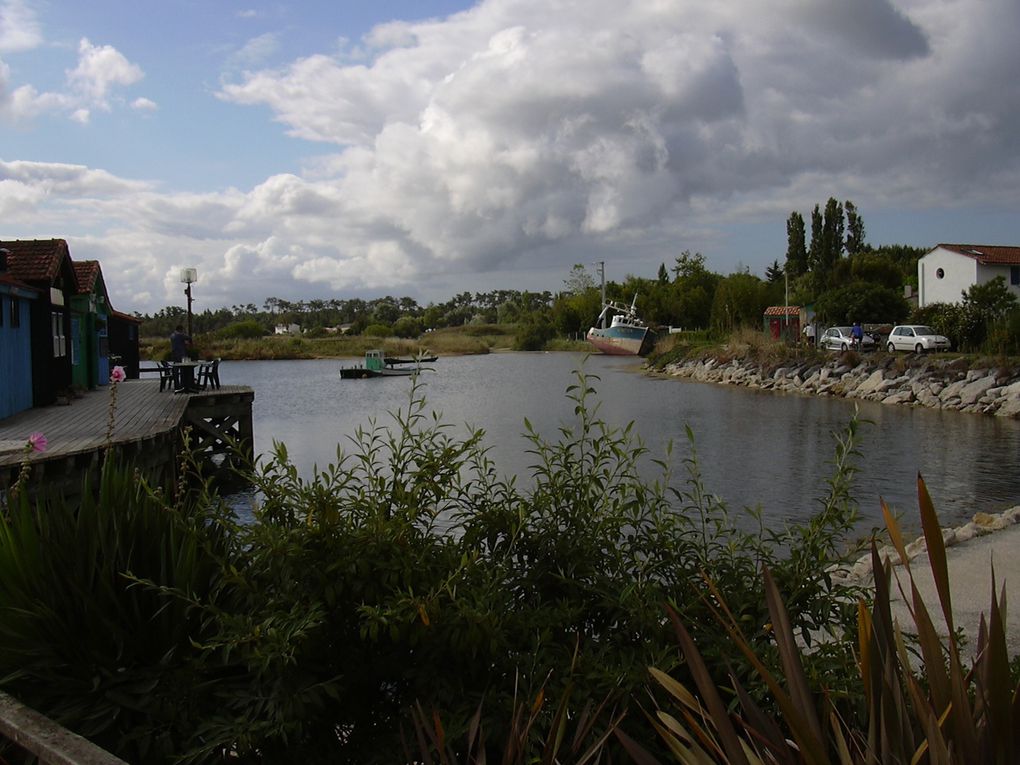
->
172;361;201;393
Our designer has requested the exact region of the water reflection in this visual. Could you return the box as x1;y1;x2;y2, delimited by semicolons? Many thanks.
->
219;354;1020;536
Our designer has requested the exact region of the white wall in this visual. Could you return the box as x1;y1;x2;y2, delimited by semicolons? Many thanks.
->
975;262;1020;301
918;248;977;307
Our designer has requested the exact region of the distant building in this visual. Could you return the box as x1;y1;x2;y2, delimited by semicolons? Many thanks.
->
763;305;800;342
918;244;1020;307
274;323;301;335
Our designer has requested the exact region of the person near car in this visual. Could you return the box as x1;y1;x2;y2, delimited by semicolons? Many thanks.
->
851;321;864;349
803;323;815;346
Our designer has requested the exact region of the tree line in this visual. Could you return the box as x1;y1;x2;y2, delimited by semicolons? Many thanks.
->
139;198;1020;354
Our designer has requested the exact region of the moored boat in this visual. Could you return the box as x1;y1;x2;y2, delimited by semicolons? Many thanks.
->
340;350;435;379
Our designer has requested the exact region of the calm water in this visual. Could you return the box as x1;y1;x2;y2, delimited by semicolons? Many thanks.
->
218;353;1020;535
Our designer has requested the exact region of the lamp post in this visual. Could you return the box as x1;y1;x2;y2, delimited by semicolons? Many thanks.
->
180;268;198;339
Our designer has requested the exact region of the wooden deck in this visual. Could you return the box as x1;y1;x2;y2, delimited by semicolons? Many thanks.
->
0;381;254;498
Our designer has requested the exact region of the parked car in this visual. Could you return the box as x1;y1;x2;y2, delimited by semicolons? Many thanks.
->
820;326;875;352
886;325;951;353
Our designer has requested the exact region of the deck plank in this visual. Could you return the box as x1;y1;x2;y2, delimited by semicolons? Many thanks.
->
0;381;249;469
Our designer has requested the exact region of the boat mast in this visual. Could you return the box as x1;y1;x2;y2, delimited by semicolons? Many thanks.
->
596;260;606;329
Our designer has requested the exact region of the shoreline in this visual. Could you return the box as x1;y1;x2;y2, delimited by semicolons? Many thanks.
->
655;352;1020;418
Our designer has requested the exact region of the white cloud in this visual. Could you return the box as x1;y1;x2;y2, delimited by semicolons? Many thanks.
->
8;0;1020;315
131;96;157;111
67;38;143;107
0;0;41;53
0;29;148;122
225;33;280;71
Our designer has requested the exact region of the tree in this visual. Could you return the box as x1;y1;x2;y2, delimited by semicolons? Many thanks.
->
785;212;808;277
709;273;771;332
563;264;596;295
657;263;669;284
814;282;909;325
808;204;824;274
819;197;844;277
844;200;866;256
962;276;1018;319
765;259;785;284
672;250;706;281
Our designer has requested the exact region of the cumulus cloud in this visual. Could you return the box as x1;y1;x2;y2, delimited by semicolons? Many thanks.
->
0;0;41;53
0;28;148;122
67;38;143;106
9;0;1020;314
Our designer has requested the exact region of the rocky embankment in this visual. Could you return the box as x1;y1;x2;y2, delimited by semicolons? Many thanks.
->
660;353;1020;419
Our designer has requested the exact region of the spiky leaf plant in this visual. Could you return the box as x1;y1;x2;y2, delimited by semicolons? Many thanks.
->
624;475;1020;764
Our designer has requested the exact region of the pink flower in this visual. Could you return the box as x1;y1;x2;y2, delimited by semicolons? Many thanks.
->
110;365;126;384
27;432;47;452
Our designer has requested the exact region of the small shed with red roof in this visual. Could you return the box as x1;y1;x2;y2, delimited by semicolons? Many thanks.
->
763;305;800;342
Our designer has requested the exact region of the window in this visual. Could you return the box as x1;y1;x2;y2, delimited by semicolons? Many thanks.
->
51;311;66;357
936;267;945;279
9;297;19;328
1011;266;1020;286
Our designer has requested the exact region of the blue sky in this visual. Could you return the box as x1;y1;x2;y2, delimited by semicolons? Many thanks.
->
2;0;1018;314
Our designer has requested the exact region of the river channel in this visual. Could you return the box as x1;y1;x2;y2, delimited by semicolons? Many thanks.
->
218;353;1020;536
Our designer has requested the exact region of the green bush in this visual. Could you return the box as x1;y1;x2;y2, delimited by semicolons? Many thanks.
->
217;319;266;339
363;323;392;338
0;374;867;763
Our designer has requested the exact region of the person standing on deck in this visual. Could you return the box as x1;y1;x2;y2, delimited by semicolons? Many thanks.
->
169;325;192;390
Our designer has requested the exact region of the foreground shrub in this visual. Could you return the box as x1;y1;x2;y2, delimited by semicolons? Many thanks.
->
0;458;232;762
0;373;867;763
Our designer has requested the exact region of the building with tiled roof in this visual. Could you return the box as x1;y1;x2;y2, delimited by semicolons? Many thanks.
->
0;248;42;418
1;239;78;288
919;244;1020;308
0;239;79;406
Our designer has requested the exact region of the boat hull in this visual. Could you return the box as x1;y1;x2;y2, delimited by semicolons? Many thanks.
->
339;367;417;379
586;326;653;356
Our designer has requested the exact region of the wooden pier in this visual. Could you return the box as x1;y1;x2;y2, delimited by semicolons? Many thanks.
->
0;380;254;501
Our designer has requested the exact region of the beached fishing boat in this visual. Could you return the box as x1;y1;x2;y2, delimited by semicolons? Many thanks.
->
586;296;654;356
585;262;654;356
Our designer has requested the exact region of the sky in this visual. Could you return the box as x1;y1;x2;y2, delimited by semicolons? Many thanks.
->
1;0;1018;316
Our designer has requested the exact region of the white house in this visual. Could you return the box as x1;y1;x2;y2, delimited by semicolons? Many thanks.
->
918;244;1020;307
274;323;301;335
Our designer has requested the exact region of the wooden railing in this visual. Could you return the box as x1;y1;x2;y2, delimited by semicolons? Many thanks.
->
0;691;128;764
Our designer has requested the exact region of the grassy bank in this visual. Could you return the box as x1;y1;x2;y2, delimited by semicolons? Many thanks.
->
649;326;1020;378
141;324;520;361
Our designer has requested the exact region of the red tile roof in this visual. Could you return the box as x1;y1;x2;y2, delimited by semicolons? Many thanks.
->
764;305;800;316
73;260;101;294
0;239;76;286
936;244;1020;265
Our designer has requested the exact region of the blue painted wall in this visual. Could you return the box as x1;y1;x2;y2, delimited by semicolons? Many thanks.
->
0;292;35;420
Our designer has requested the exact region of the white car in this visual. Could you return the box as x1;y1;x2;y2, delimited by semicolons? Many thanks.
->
886;325;951;353
819;326;875;352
